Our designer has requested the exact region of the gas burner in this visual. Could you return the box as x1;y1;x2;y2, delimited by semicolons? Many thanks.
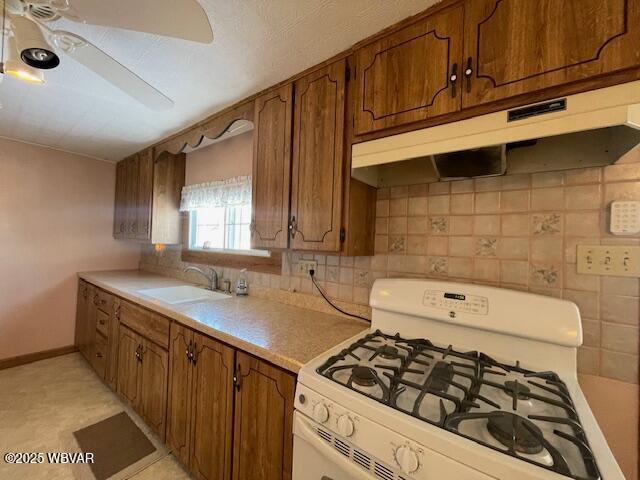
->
428;361;454;392
504;380;531;400
377;345;399;359
352;366;377;387
486;412;544;454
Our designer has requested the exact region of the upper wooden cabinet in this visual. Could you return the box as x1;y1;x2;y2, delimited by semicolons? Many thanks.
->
114;148;185;244
463;0;640;108
354;3;464;135
352;0;640;136
251;84;293;250
290;59;347;252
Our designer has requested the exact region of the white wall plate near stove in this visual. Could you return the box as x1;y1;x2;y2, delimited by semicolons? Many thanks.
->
292;279;623;480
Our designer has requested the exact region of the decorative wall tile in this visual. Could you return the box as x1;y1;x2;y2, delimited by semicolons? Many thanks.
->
354;269;371;288
388;236;406;253
500;260;529;285
475;176;502;192
577;346;600;375
427;237;448;256
603;181;640;204
407;235;428;255
601;323;639;354
429;216;448;234
390;185;409;198
600;295;640;325
475;237;498;257
474;259;499;282
600;350;639;383
564;212;599;237
581;319;601;347
376;199;389;217
531;237;563;263
389;216;408;234
429;182;450;195
565;167;601;185
501;174;530;190
408;184;428;196
530;264;560;287
531;213;562;235
375;235;388;253
375;217;389;234
603;163;640;182
601;276;640;297
428;257;448;275
451;179;474;193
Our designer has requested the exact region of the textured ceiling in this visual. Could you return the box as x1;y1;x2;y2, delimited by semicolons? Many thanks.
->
0;0;438;161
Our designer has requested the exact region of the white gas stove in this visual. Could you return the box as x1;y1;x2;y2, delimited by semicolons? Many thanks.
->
293;279;623;480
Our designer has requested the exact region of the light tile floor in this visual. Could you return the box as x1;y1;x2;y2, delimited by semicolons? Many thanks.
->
0;353;191;480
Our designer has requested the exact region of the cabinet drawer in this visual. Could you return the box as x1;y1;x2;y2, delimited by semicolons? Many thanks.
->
94;289;113;315
96;309;110;337
93;332;108;379
120;300;170;349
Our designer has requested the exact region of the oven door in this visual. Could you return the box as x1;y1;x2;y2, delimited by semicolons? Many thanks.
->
293;412;375;480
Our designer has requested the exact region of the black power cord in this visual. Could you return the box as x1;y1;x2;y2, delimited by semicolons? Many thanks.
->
309;269;369;322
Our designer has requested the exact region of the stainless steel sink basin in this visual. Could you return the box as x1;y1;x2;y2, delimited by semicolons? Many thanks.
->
137;285;231;305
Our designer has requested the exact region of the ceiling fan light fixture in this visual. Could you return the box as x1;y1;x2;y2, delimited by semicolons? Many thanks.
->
11;15;60;69
3;37;45;84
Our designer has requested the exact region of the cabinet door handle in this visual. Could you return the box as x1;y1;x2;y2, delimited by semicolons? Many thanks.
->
96;352;103;358
191;343;198;366
233;368;242;392
288;216;297;239
464;57;473;93
450;63;458;98
98;319;106;325
185;341;193;363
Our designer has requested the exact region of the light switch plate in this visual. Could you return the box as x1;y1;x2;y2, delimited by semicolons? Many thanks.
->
577;245;640;276
297;260;318;275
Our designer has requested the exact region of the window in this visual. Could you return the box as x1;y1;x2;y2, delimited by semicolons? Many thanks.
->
181;176;268;257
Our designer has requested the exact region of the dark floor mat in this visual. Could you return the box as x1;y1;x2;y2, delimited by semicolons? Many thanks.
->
73;411;156;480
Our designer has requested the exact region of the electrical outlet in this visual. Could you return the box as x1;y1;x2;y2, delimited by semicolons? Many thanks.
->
297;260;318;275
576;245;640;277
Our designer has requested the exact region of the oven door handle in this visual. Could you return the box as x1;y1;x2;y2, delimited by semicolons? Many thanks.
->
294;413;375;480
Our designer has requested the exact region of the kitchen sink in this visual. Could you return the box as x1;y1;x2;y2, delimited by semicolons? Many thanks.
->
137;285;231;305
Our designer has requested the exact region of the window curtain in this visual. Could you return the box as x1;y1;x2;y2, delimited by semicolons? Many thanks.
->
179;175;252;211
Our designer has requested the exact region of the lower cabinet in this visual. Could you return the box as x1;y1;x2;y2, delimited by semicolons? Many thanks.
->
117;324;169;441
77;280;297;480
167;325;296;480
232;351;296;480
167;323;235;480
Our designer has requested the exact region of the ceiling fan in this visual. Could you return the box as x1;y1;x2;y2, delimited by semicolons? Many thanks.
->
0;0;213;110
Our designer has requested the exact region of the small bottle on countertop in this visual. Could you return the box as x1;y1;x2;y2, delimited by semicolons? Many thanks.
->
236;269;248;296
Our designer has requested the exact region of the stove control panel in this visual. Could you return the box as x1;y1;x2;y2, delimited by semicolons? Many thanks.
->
423;290;488;315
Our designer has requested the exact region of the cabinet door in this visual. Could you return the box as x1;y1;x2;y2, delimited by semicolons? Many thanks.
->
105;298;121;391
151;151;186;245
290;60;346;252
354;3;464;135
136;149;154;240
139;338;169;441
113;161;127;239
190;333;234;480
125;155;140;238
251;84;293;250
166;323;194;466
232;352;295;480
462;0;640;108
117;325;141;409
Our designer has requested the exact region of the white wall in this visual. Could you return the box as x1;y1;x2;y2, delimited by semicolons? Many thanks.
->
0;138;140;360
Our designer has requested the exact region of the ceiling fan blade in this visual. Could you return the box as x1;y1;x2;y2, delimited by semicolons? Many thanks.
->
60;0;213;44
51;30;174;111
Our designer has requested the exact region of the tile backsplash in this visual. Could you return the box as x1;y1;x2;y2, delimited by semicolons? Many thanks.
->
140;163;640;384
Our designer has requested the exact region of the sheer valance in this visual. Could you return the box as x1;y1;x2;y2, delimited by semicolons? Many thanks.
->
180;175;252;211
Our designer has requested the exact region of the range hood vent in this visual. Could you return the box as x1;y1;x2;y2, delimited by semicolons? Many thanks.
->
432;145;506;180
351;81;640;179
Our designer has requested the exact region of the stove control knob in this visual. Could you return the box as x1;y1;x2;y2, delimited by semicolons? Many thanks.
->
312;403;329;424
336;415;354;437
394;446;419;474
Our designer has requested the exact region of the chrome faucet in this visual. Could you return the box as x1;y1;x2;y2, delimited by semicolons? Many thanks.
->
184;266;218;291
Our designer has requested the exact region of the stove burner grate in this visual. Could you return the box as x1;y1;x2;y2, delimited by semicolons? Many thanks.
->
352;366;377;387
486;412;544;454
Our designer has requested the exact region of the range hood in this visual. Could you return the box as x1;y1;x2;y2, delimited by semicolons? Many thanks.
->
352;81;640;186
